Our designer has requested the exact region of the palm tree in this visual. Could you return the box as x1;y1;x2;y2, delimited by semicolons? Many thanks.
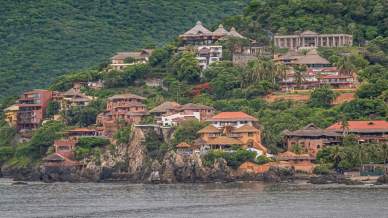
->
274;62;287;86
335;56;355;75
330;146;344;171
293;65;307;89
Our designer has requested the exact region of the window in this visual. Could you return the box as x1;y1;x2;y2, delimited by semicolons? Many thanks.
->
248;133;253;137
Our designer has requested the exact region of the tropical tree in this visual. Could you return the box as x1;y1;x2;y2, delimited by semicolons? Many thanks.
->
309;86;336;108
330;146;345;171
335;56;355;75
293;65;307;89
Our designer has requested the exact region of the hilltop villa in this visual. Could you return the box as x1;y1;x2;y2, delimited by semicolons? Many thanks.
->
274;30;353;50
179;21;247;69
179;21;245;46
196;112;267;154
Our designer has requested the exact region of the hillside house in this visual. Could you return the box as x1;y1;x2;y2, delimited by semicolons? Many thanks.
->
61;88;93;110
110;49;154;71
283;124;342;157
97;93;148;136
16;89;53;131
197;112;267;153
326;120;388;144
151;102;214;126
4;105;19;127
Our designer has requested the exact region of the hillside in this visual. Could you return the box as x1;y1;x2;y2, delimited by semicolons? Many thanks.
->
223;0;388;44
0;0;248;100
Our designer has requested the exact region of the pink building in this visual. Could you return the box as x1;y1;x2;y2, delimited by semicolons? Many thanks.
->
97;93;148;136
17;89;53;130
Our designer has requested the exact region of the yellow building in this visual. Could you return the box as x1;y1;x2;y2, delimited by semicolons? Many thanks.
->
4;105;19;127
197;112;267;153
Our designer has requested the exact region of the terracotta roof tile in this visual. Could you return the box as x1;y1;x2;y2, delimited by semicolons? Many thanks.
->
206;136;243;145
149;101;181;113
326;120;388;133
198;125;222;134
176;142;192;148
232;125;260;133
208;112;257;122
108;93;146;101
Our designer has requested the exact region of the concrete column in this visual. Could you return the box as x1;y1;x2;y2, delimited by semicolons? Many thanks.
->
290;38;294;49
302;37;305;47
326;37;329;47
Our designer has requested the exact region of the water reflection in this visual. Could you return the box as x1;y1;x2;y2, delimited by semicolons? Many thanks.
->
1;179;388;218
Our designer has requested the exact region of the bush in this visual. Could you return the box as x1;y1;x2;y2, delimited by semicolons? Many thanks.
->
0;146;14;162
172;120;206;144
255;155;272;165
313;164;331;175
77;137;110;148
203;148;256;169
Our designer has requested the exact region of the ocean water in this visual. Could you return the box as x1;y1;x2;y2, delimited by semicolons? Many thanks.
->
0;178;387;218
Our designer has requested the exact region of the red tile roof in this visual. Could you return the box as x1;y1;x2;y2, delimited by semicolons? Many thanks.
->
67;128;96;132
326;120;388;133
208;112;257;122
54;139;77;147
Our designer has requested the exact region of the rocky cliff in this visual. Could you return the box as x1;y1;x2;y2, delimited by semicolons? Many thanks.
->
5;127;292;183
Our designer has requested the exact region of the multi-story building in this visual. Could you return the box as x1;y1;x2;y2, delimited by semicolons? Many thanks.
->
280;67;356;91
97;93;148;136
326;120;388;144
283;124;342;157
196;45;223;70
110;49;154;71
274;30;353;50
16;89;53;131
197;112;267;153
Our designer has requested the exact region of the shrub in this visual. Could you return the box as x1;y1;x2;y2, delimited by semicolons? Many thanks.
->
313;164;331;175
203;149;256;169
77;137;110;148
255;155;272;165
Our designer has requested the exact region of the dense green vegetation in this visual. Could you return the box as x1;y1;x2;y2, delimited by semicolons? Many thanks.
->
317;136;388;171
223;0;388;44
0;0;248;100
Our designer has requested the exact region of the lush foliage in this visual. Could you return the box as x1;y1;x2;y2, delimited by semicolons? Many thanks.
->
172;120;207;145
74;137;109;161
309;86;337;108
203;148;257;168
0;0;247;100
223;0;388;44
